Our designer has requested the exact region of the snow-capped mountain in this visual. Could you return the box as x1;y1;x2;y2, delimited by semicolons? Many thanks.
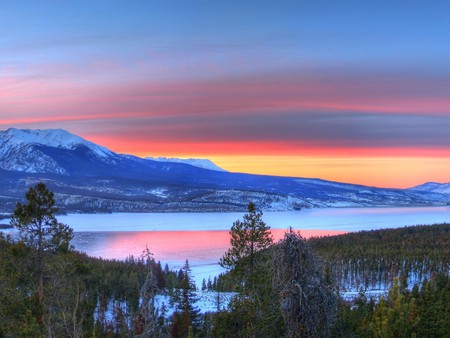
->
0;128;113;158
408;182;450;195
0;128;448;213
0;128;115;174
146;157;226;172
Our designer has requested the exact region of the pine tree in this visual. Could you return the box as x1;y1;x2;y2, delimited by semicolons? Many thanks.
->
11;183;73;253
10;182;73;324
172;259;200;336
219;202;273;293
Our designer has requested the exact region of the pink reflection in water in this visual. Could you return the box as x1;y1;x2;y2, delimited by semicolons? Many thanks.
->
74;229;345;265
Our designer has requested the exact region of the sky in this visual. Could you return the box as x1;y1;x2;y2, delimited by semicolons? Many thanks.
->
1;0;449;188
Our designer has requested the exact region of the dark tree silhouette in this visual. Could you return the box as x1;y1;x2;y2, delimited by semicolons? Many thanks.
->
171;259;200;337
10;182;73;323
273;230;337;337
219;202;273;293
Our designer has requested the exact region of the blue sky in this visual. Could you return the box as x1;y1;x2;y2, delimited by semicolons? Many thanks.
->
1;0;450;187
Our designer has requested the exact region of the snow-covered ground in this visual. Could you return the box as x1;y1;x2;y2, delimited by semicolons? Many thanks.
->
154;291;237;315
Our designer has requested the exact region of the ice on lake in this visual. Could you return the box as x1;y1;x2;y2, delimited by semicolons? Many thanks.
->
64;206;450;285
3;206;449;285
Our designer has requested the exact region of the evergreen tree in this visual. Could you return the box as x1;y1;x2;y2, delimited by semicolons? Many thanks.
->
214;204;281;336
10;182;73;325
172;259;200;336
219;202;273;293
11;182;73;253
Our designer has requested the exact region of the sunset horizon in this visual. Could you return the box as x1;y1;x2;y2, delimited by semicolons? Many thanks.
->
1;1;449;189
2;125;449;189
56;130;450;189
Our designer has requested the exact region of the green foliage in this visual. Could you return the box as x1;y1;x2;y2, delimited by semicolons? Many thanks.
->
2;192;449;337
18;309;41;337
213;246;285;337
11;182;73;253
312;223;450;337
212;294;285;338
171;259;201;337
334;273;450;337
309;223;450;291
219;202;273;293
0;233;181;337
216;222;450;337
214;204;287;336
7;182;74;330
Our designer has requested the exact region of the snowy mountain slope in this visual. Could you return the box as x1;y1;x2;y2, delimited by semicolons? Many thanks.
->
408;182;450;195
0;128;447;213
0;128;113;158
146;157;226;172
0;128;115;174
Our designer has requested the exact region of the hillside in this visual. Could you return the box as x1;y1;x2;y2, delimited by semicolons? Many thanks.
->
0;128;448;213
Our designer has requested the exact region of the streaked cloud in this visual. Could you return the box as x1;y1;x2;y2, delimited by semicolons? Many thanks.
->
1;68;449;154
1;0;449;187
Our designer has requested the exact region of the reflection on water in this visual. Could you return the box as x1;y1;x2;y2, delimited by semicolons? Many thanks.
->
6;206;450;284
73;229;345;265
68;206;450;283
73;229;346;284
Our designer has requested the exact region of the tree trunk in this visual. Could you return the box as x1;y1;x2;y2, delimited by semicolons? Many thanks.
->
39;271;44;324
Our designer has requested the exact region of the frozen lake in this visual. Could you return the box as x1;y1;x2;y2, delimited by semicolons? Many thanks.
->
3;206;449;285
63;206;450;285
60;206;450;233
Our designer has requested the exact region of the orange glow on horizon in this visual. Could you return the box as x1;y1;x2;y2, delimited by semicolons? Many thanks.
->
2;6;449;196
85;134;450;158
207;156;450;188
81;135;450;189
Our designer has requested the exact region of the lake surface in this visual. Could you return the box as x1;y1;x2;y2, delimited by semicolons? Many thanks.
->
60;206;450;233
3;206;449;284
63;206;450;284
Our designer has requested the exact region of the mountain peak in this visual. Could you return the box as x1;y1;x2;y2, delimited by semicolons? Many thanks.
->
0;128;448;212
0;128;116;174
1;128;114;158
409;181;450;195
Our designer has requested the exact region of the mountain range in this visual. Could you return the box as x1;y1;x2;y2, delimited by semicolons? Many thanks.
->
0;128;448;213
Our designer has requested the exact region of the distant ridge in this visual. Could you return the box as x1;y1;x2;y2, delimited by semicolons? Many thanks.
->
146;157;226;172
408;182;450;195
0;128;448;213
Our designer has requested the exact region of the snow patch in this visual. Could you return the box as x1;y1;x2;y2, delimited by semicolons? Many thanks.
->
410;181;450;195
154;291;236;315
146;156;226;172
0;128;114;159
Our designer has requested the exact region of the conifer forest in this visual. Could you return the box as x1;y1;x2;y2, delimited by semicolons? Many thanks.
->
0;185;449;337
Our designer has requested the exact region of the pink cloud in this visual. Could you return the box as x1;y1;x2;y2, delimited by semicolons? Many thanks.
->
1;64;449;160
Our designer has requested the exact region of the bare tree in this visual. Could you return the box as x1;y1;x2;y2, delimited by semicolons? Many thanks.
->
273;230;337;338
135;247;162;337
